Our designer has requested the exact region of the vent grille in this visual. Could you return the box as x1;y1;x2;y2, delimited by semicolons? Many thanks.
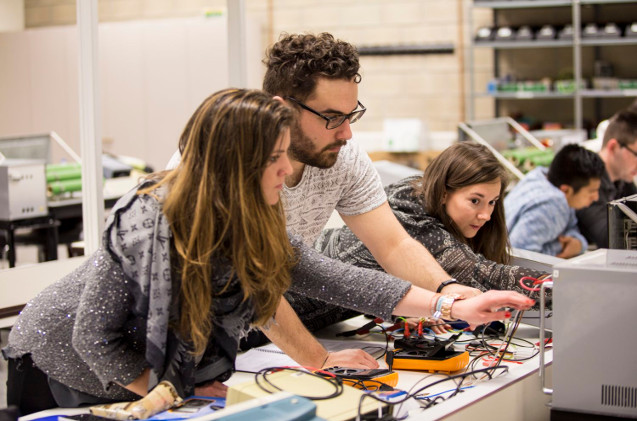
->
601;384;637;408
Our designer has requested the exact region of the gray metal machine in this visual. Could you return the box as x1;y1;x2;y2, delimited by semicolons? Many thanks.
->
0;133;60;221
0;158;48;220
609;194;637;250
541;249;637;418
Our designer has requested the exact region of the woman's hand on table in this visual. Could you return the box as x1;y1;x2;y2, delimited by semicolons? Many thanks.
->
322;349;379;369
195;380;228;398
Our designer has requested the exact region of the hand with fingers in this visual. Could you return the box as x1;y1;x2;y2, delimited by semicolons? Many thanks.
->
322;349;380;370
449;290;535;329
556;235;582;259
195;380;229;398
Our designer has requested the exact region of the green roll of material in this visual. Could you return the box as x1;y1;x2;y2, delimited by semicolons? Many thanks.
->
47;163;82;183
48;178;83;195
46;167;82;182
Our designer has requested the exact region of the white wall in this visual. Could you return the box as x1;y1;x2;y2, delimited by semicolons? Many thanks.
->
0;15;262;170
0;0;24;32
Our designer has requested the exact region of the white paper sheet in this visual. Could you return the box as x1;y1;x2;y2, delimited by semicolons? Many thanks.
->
234;339;387;373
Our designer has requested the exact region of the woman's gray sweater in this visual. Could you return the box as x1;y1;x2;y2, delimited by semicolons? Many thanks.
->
3;184;411;403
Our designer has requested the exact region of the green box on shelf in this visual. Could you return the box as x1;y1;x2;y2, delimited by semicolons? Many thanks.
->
519;81;548;92
498;82;518;92
618;80;637;90
554;79;586;93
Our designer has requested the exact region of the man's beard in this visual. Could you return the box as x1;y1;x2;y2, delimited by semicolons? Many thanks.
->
289;124;346;169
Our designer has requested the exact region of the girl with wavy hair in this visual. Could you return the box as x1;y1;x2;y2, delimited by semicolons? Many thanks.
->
318;142;549;300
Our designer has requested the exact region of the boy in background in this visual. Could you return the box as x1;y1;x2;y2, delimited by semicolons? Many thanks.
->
505;144;604;258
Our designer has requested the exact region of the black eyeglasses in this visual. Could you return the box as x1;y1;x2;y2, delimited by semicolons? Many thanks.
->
285;96;366;130
621;143;637;158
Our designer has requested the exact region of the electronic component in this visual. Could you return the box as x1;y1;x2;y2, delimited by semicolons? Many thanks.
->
388;333;470;373
471;321;506;337
608;194;637;250
320;367;399;390
387;348;469;374
0;159;48;220
395;332;462;355
549;249;637;418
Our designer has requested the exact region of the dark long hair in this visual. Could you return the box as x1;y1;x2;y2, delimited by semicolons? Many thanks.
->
413;142;511;264
141;89;294;355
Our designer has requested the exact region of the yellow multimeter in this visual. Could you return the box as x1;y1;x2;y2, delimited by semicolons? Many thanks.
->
386;348;470;374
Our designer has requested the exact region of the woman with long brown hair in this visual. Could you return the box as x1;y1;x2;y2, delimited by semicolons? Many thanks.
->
4;93;534;415
5;89;297;414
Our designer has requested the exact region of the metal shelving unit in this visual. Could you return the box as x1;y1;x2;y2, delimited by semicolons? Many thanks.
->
474;0;637;8
581;89;637;98
477;92;576;99
476;38;637;49
466;0;637;131
581;38;637;46
474;1;572;8
475;40;573;49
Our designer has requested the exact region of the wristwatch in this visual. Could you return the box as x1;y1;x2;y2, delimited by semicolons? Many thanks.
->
442;293;462;320
432;293;461;320
436;278;459;293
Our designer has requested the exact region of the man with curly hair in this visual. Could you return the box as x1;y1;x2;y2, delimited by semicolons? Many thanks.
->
263;32;476;293
255;33;481;363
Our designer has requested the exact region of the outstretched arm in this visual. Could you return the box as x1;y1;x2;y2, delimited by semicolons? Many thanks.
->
260;297;379;369
262;287;535;370
394;286;535;329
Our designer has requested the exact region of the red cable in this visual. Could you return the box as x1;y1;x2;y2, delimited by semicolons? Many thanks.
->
519;276;552;292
